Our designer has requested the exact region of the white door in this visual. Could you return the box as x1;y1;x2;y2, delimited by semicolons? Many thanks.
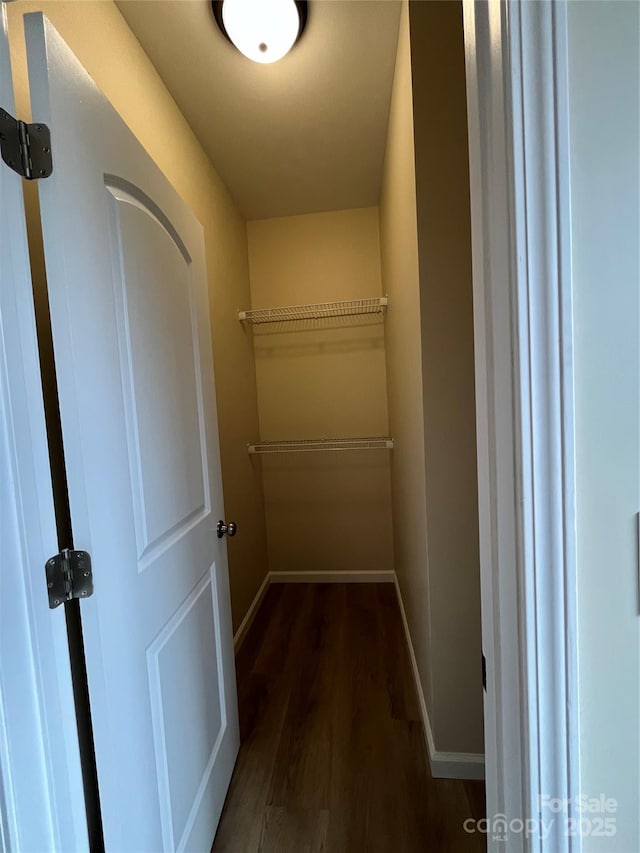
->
0;5;87;851
25;12;239;852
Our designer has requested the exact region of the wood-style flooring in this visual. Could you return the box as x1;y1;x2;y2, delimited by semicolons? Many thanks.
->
213;583;486;853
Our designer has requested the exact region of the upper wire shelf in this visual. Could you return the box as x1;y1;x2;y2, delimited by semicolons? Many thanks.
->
238;296;388;325
248;437;394;455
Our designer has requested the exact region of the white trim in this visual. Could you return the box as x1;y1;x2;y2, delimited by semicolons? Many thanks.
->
393;577;485;781
463;1;580;850
233;573;271;652
509;4;580;850
269;570;395;584
463;1;524;831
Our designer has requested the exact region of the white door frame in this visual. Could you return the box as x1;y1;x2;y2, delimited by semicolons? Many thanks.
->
463;1;580;851
0;4;87;851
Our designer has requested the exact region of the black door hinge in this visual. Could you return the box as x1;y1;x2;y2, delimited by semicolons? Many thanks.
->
482;652;487;692
0;108;52;180
45;549;93;609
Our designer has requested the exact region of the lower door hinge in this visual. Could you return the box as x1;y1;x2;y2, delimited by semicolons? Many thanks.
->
46;549;93;609
0;108;52;180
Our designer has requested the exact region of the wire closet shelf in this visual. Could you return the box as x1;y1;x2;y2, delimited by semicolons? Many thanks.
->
247;437;395;455
238;296;388;325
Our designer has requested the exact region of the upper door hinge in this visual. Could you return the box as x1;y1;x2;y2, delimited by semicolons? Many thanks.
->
0;108;53;180
45;549;93;609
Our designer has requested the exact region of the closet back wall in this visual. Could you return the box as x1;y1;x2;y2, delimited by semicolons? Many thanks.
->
246;208;394;577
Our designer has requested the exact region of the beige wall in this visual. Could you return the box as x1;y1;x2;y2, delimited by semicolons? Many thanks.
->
246;208;394;576
409;0;483;753
380;0;482;757
379;0;435;729
7;0;269;631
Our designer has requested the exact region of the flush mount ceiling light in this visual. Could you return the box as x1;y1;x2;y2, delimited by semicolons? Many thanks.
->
212;0;308;64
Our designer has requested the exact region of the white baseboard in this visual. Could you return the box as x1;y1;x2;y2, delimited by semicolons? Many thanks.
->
233;572;271;652
393;575;485;781
269;570;395;584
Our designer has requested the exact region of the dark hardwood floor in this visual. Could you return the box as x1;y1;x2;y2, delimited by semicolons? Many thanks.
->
213;583;486;853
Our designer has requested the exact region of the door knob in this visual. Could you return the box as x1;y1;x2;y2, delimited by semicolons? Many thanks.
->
217;520;237;539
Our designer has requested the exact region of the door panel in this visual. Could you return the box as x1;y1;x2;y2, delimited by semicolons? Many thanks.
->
106;182;210;566
25;13;239;851
147;569;224;850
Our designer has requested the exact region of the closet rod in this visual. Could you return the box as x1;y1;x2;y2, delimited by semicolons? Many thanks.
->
248;437;394;454
238;296;388;325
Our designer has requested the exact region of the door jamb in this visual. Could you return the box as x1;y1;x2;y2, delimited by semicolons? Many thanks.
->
463;1;581;850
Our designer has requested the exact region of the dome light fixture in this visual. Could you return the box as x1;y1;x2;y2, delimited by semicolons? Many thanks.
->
212;0;308;65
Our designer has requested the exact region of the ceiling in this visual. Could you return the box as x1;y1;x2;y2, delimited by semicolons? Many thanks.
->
116;0;402;221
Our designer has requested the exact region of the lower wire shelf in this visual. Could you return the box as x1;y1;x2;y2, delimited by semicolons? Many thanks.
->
247;437;394;455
